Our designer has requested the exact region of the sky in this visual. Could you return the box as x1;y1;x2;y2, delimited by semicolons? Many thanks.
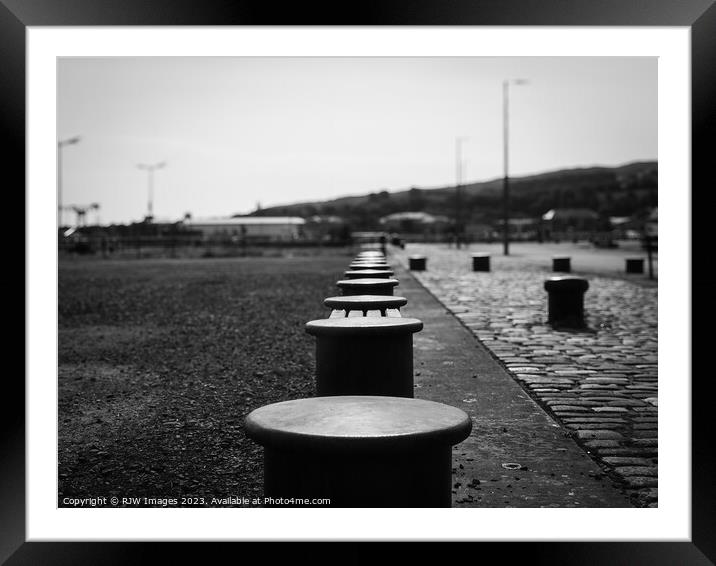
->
57;57;657;226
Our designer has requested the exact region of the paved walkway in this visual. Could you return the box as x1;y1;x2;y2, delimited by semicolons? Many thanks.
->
388;259;632;507
390;243;657;507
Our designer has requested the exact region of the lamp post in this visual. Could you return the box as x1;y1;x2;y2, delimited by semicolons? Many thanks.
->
455;136;468;249
137;161;166;221
57;136;81;229
502;79;528;256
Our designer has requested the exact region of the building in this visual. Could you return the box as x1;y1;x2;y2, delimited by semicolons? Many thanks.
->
182;217;305;242
492;218;541;241
379;211;450;241
303;215;350;243
540;208;602;241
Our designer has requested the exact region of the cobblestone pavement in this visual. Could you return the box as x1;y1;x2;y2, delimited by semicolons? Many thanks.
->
391;244;658;507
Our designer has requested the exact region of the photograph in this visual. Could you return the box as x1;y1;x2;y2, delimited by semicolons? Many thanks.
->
55;55;659;510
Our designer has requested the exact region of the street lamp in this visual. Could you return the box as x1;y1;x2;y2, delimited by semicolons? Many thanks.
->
502;78;528;256
137;161;166;221
57;135;81;229
455;136;468;249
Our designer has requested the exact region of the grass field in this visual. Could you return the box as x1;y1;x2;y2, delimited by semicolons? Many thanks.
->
58;253;352;506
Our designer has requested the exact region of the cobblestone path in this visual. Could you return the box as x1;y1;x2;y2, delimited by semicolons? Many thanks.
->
392;245;658;507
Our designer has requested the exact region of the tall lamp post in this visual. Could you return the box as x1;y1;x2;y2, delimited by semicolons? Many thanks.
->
502;79;528;256
137;161;166;221
57;136;81;229
455;136;468;249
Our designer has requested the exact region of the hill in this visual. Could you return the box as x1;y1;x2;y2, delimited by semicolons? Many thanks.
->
240;161;657;229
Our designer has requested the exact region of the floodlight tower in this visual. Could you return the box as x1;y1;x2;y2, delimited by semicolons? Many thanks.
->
137;161;166;221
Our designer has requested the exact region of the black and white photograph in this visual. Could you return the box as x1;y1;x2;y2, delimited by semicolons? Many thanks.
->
56;55;659;509
9;4;711;562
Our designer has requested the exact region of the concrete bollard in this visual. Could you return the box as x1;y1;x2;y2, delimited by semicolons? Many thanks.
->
625;258;645;274
244;395;472;507
409;255;427;271
349;263;391;271
353;259;386;266
544;276;589;328
337;277;399;296
552;256;571;273
324;295;407;317
343;269;394;279
472;253;490;272
305;316;422;396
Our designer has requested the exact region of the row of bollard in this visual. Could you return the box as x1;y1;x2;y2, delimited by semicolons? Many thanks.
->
410;253;649;275
410;253;591;329
244;247;472;507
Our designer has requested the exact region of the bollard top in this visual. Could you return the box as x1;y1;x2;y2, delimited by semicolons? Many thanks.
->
349;263;390;270
306;316;422;337
552;255;571;260
544;276;589;292
408;255;426;260
324;295;407;311
245;396;472;454
343;269;394;279
471;253;490;258
337;278;399;288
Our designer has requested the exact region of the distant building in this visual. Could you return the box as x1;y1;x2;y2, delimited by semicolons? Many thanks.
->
609;216;639;240
493;217;541;241
182;217;305;242
379;211;450;240
304;215;350;243
540;208;602;241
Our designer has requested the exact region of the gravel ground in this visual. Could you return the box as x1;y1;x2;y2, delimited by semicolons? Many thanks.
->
58;254;350;507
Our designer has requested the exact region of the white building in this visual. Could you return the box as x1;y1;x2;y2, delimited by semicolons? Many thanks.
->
182;217;305;242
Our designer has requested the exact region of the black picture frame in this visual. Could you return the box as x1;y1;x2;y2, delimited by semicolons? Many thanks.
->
8;1;712;563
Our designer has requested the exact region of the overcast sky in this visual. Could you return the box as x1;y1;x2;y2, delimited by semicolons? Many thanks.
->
57;57;656;226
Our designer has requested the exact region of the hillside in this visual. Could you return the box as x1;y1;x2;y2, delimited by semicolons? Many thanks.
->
240;161;657;229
